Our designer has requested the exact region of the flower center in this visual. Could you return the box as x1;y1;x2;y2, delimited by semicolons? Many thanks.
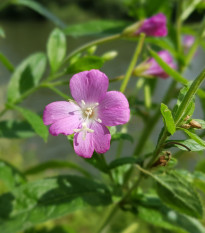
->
73;100;102;140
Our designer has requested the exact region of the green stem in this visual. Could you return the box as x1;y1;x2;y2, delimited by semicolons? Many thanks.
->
96;204;119;233
120;33;145;93
176;0;183;56
63;34;122;66
0;108;7;118
133;80;177;156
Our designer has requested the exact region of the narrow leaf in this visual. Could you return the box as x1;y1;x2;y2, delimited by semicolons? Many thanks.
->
180;128;205;147
109;157;140;170
0;52;14;72
137;166;203;218
64;20;129;37
24;160;91;178
47;28;66;73
161;103;176;135
12;0;66;28
14;106;48;142
7;53;46;103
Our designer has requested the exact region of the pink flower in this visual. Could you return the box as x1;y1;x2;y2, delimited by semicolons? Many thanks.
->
141;51;176;79
183;35;195;49
43;69;130;158
135;13;167;37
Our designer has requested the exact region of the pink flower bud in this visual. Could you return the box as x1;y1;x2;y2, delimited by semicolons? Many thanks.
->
141;51;176;79
135;13;167;37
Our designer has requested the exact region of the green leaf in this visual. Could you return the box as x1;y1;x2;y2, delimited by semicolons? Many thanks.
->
111;132;133;143
160;103;176;135
47;28;66;73
13;106;48;142
109;157;140;170
181;0;202;21
24;160;91;178
12;0;66;28
136;195;205;233
0;52;14;72
166;139;205;151
0;26;5;38
0;175;111;233
0;160;26;189
64;20;129;37
180;128;205;147
0;120;35;138
148;48;205;99
7;53;46;103
83;153;109;173
66;56;105;74
137;166;203;218
173;83;195;118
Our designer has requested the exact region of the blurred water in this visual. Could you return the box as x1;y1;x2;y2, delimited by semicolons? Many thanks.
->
1;20;205;171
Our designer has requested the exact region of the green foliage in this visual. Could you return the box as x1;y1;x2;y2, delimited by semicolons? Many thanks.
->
0;52;14;72
0;175;111;233
138;167;203;218
67;56;105;74
160;103;176;135
0;160;26;189
0;120;35;138
13;106;48;142
64;20;129;37
167;139;205;151
7;53;46;104
47;28;67;73
180;128;205;147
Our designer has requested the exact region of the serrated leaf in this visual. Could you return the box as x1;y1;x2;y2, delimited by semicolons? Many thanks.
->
109;157;140;169
24;160;91;178
7;53;46;103
0;120;35;138
66;56;105;74
64;20;129;37
138;166;203;218
136;195;205;233
0;160;26;190
166;139;205;151
180;128;205;147
47;28;66;73
14;106;48;142
160;103;176;135
0;175;111;233
12;0;66;28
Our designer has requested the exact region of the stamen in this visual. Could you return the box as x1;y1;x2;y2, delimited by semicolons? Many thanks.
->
97;118;102;123
81;100;86;106
92;102;99;108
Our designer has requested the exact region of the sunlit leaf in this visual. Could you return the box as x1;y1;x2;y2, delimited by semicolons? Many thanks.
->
13;106;48;142
7;53;46;103
47;28;66;73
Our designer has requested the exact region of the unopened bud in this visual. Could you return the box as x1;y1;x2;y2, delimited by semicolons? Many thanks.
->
180;124;191;129
189;120;202;129
87;45;97;55
122;21;142;37
102;51;118;61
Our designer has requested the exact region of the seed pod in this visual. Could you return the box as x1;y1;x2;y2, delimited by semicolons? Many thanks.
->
190;120;202;129
180;124;191;129
184;115;190;121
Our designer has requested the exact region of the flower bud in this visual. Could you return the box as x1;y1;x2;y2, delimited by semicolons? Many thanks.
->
102;51;118;61
87;45;97;55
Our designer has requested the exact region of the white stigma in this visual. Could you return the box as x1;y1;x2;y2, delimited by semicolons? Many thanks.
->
73;122;94;140
97;118;102;123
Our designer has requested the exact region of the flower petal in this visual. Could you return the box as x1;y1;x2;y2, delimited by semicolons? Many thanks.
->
49;117;81;136
98;91;130;126
74;131;94;158
43;101;81;125
92;122;111;154
69;69;109;104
